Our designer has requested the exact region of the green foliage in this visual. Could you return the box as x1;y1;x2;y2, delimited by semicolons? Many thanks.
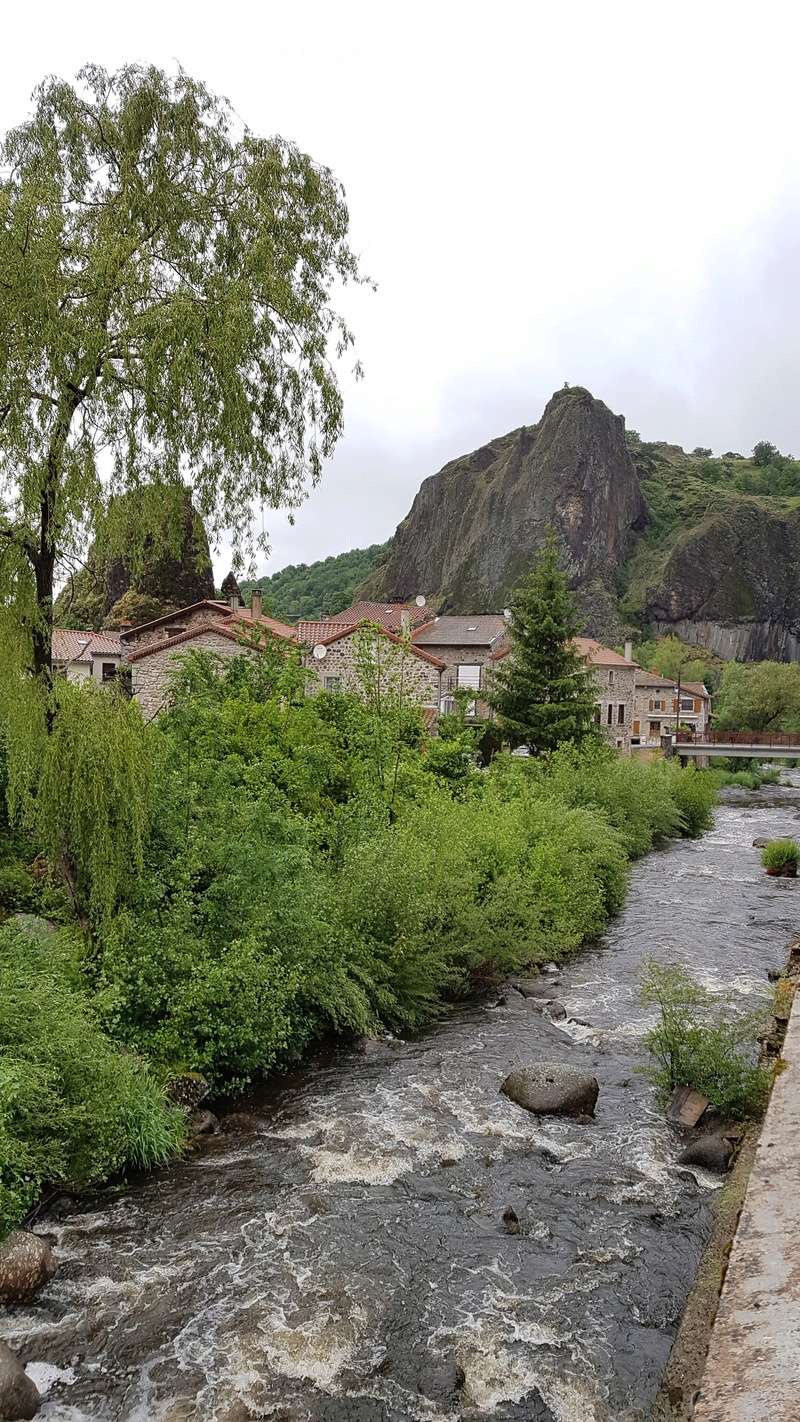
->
752;440;781;467
714;661;800;733
0;62;363;680
4;680;153;925
0;923;185;1238
491;535;596;751
640;961;771;1120
241;544;389;622
761;839;800;871
706;764;780;790
633;635;718;690
0;864;36;915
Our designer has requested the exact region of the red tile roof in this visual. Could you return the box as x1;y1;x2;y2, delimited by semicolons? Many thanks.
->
52;629;122;662
321;601;432;633
413;615;508;647
120;600;295;643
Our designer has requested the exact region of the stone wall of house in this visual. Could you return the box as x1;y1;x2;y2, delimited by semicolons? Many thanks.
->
591;664;637;752
131;630;257;719
632;686;710;746
123;603;227;655
304;630;441;705
428;643;497;719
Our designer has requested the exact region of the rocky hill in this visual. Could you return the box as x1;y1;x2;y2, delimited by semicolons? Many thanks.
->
361;386;800;658
54;487;214;631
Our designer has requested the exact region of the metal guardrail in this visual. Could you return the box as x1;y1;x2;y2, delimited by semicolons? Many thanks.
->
676;730;800;747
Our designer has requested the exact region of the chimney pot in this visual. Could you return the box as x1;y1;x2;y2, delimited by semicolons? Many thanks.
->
400;609;411;636
624;640;633;662
251;588;263;620
229;591;239;614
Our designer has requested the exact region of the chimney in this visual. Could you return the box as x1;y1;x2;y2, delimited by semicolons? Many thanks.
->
229;590;239;614
400;609;411;636
624;640;633;662
251;588;263;621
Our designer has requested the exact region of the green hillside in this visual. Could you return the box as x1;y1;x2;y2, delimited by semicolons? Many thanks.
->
241;543;389;622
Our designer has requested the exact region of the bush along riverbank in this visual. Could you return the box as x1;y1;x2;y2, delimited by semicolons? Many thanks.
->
0;648;719;1257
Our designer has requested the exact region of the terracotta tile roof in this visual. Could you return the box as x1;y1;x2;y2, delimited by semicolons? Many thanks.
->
413;615;508;647
682;681;710;699
298;620;445;669
119;600;295;643
491;635;639;667
323;600;431;633
635;672;677;689
125;619;289;664
52;629;122;662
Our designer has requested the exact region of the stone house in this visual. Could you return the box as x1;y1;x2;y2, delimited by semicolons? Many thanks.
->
297;618;444;707
122;590;295;719
411;614;509;719
632;673;711;749
52;628;123;685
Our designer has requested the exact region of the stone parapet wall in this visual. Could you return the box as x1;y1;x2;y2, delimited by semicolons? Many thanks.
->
131;631;256;718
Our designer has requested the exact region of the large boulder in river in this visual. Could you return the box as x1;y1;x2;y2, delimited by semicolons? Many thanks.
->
501;1064;599;1118
678;1134;734;1174
0;1231;56;1304
0;1341;40;1419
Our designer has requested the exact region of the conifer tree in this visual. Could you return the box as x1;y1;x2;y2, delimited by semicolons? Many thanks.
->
490;535;596;752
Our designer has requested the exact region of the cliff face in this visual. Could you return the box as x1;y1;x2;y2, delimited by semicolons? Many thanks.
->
647;503;800;660
375;386;647;638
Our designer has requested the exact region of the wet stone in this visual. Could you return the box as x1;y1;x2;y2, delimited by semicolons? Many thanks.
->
501;1064;599;1118
0;1340;40;1420
0;1230;56;1304
678;1134;734;1173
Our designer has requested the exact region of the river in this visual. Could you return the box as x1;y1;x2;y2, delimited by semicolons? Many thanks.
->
6;784;800;1422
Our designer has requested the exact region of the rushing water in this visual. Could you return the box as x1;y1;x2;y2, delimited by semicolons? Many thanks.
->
6;785;800;1422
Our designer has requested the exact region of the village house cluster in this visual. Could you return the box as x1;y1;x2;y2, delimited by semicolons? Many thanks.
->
52;589;711;751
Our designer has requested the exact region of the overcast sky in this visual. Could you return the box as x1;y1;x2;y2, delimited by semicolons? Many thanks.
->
4;1;799;580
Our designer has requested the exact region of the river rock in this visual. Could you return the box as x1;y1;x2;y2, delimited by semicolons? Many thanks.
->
544;1001;567;1022
752;837;770;848
189;1110;219;1138
501;1205;520;1234
415;1357;465;1402
0;1231;56;1304
219;1112;258;1135
512;978;557;998
0;1341;40;1420
501;1064;599;1118
165;1073;210;1110
678;1134;734;1173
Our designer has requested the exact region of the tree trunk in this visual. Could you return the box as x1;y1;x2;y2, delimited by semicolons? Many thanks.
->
31;475;57;694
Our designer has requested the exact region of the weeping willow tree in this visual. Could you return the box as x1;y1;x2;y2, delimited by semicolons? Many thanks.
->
0;62;364;687
3;676;153;927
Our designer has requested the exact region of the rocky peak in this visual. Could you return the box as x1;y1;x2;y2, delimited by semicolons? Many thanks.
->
374;386;647;639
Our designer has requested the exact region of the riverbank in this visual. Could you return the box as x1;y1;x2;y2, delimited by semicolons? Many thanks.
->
4;783;797;1421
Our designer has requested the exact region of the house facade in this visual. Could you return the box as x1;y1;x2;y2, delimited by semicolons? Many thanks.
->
297;618;444;707
121;590;295;719
411;614;509;720
632;673;711;750
53;629;123;684
489;633;640;751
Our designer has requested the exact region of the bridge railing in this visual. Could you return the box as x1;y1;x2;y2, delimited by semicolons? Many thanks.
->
675;729;800;747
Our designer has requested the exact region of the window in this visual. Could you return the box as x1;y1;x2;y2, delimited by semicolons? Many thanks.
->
617;703;625;725
632;719;640;735
680;697;694;712
593;707;601;725
457;664;481;690
101;662;117;682
324;676;342;693
608;670;614;686
649;720;661;737
606;703;613;725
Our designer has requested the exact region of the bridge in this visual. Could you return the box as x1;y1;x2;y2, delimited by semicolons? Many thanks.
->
670;730;800;760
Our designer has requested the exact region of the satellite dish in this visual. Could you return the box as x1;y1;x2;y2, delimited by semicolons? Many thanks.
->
415;594;426;607
503;608;512;621
312;643;328;660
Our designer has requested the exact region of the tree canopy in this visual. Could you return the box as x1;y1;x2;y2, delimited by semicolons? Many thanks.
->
0;63;364;683
713;660;800;732
490;536;596;751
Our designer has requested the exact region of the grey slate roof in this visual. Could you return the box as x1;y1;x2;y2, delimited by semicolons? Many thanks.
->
413;615;508;647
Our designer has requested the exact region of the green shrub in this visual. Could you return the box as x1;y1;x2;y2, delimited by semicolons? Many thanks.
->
761;839;800;871
0;862;36;914
0;924;186;1239
640;961;771;1120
